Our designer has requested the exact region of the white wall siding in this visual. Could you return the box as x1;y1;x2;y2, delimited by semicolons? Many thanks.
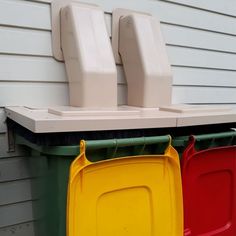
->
0;201;34;228
0;55;66;82
0;82;69;106
0;0;51;29
0;222;35;236
0;107;35;235
83;0;236;35
0;155;36;234
162;0;236;17
0;0;236;107
0;26;52;56
0;1;236;235
0;179;32;205
172;67;236;87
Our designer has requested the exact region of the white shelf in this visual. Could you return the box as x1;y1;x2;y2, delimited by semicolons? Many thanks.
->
5;105;236;133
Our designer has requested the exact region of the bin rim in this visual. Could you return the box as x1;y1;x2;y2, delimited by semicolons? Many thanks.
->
15;134;171;157
172;130;236;147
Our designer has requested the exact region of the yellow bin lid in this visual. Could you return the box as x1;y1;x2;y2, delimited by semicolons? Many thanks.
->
67;139;183;236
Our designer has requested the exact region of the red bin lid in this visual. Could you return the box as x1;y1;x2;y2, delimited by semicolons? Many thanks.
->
182;136;236;236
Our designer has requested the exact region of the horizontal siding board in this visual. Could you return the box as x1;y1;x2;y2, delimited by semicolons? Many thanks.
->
1;49;236;83
107;14;236;55
1;0;236;36
163;0;236;17
0;27;52;56
119;85;236;104
0;157;31;182
0;201;34;228
0;82;69;107
172;67;236;87
161;24;236;54
0;0;51;30
0;156;47;180
1;54;236;88
0;55;66;83
2;26;236;71
167;46;236;70
0;82;129;106
120;66;236;87
83;0;236;35
1;65;236;106
0;82;126;106
0;179;32;206
2;22;236;56
1;54;235;87
172;86;236;104
0;221;35;236
2;81;235;107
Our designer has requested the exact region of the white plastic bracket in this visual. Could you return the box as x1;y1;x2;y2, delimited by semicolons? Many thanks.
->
51;0;98;61
112;8;150;64
113;8;173;107
59;2;117;107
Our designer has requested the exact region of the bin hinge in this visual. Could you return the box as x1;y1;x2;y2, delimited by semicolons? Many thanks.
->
7;127;15;153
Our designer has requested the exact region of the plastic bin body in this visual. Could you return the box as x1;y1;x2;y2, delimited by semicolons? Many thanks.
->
17;135;180;236
182;137;236;236
28;153;74;236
